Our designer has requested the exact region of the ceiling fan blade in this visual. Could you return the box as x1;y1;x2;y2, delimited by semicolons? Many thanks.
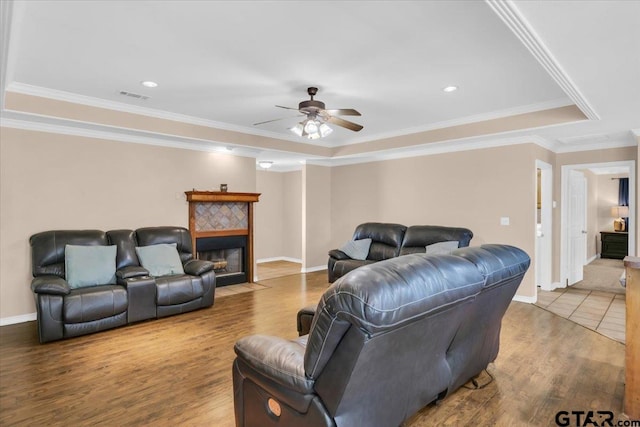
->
275;105;301;111
253;115;303;126
324;108;361;116
327;116;363;132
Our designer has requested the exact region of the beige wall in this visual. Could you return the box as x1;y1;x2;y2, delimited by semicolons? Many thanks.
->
255;170;284;261
330;143;539;299
282;171;302;261
0;127;256;320
302;165;332;270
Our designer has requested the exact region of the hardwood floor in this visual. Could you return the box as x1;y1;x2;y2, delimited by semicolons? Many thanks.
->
256;260;301;281
0;271;627;426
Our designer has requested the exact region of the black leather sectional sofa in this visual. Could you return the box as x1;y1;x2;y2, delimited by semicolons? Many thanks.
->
233;244;530;427
328;222;474;282
29;226;215;343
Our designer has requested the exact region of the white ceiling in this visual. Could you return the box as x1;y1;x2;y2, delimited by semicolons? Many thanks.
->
1;0;639;170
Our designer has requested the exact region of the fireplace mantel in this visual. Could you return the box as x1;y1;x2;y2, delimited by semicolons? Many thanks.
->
185;191;260;204
185;191;260;284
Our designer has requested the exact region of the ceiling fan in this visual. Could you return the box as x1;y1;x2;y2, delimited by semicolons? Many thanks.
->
253;87;363;139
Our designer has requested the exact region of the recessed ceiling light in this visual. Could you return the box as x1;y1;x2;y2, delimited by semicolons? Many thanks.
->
141;81;158;88
443;85;458;93
258;161;273;169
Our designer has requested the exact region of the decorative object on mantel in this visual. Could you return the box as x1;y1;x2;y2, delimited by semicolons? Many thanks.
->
220;184;228;192
612;205;629;232
185;191;260;286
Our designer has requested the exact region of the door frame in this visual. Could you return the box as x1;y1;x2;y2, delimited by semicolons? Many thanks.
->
560;160;635;287
536;160;553;291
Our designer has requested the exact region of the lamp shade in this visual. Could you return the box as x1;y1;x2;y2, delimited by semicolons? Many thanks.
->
611;206;630;218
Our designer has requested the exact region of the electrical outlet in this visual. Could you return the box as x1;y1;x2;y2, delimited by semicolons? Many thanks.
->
500;217;510;226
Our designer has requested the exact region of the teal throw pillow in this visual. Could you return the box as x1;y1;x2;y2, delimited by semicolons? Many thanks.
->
65;245;117;288
425;241;459;255
135;243;185;277
340;238;372;261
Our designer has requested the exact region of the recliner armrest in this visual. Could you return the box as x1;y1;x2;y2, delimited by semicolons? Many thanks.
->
116;266;149;280
31;276;70;295
183;259;215;276
234;334;314;395
328;249;350;260
297;305;318;336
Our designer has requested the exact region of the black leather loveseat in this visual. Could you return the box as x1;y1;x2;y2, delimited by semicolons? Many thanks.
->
233;244;530;427
328;222;473;282
29;226;215;343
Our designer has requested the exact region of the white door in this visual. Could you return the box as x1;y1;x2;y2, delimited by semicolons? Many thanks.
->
568;170;587;285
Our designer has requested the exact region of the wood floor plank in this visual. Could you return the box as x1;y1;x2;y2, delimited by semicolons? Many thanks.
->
0;271;626;426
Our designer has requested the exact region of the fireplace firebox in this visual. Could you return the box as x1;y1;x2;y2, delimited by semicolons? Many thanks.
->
196;236;247;286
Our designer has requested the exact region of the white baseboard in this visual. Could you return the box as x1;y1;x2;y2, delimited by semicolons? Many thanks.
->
513;295;537;304
0;312;37;326
256;257;302;264
585;254;598;264
301;265;327;273
539;281;564;291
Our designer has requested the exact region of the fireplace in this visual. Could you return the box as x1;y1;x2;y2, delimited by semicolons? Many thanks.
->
185;191;260;287
196;235;248;286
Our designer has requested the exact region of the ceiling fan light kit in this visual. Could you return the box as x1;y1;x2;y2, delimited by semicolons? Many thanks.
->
256;87;362;140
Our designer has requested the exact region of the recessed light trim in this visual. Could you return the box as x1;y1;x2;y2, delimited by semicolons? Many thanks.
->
141;81;158;88
258;161;273;169
443;85;458;93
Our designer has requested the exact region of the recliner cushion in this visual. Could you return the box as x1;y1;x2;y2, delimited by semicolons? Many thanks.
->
155;275;204;306
64;285;127;323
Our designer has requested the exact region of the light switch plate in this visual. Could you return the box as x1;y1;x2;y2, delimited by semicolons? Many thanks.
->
500;217;510;226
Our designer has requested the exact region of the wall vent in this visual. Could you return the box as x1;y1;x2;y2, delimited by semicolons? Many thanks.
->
118;90;150;100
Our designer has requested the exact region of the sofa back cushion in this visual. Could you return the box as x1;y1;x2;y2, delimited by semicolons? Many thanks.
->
30;230;108;278
135;227;193;264
304;253;486;378
399;225;473;256
106;229;140;269
352;223;407;261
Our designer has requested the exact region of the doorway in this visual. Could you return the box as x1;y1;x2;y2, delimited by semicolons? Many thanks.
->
561;161;635;287
536;160;553;291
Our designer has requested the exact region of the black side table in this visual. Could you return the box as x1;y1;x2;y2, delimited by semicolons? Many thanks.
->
600;231;628;259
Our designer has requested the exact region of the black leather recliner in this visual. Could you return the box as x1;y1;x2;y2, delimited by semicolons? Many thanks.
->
327;223;473;283
233;244;530;427
29;226;216;343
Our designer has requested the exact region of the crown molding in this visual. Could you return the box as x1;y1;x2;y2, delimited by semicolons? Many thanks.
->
486;0;600;121
1;0;16;110
336;98;574;146
0;115;261;158
6;82;579;151
5;81;329;147
553;138;637;154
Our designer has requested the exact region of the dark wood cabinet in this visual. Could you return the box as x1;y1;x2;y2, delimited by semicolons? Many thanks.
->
600;231;628;259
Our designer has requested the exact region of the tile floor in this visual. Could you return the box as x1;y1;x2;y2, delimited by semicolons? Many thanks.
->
536;287;626;343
